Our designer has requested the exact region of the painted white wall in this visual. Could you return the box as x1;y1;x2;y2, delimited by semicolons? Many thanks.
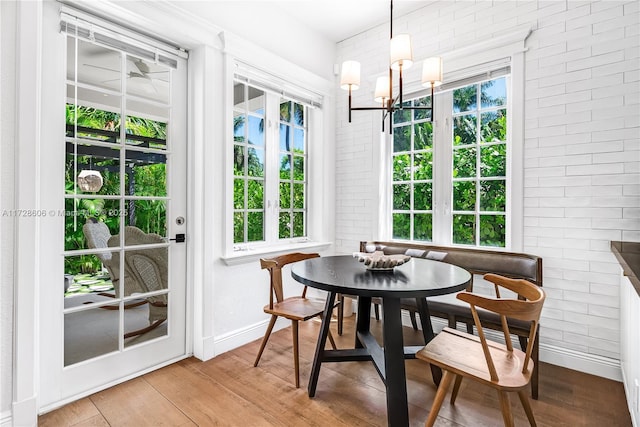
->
334;0;640;378
3;0;337;421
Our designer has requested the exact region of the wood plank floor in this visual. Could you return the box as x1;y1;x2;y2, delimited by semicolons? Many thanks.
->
39;316;632;426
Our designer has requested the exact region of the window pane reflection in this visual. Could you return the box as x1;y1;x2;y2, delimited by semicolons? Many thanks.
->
124;293;168;347
64;303;119;366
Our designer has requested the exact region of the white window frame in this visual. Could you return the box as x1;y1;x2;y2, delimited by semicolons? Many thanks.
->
221;53;332;264
231;82;310;247
381;27;530;252
446;75;511;247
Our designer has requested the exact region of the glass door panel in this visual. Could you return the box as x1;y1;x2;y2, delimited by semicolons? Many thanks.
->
69;39;122;92
125;55;170;104
62;33;176;367
64;303;120;366
124;294;169;348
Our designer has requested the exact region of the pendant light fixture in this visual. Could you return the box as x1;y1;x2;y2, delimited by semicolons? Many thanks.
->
340;0;443;132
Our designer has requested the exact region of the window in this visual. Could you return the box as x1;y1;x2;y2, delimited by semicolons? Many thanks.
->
451;78;507;246
232;80;309;249
391;76;509;248
278;100;308;239
233;84;266;243
391;96;434;241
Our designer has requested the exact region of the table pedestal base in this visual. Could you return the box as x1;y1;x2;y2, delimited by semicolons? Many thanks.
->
308;292;441;427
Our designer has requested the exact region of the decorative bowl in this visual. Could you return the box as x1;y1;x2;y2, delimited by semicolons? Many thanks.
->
353;251;410;271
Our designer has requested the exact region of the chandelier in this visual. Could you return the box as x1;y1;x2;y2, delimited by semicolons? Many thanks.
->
339;0;443;133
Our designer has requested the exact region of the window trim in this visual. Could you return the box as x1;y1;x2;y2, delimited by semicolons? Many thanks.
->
222;56;331;262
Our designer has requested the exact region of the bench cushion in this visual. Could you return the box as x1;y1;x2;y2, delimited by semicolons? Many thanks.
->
401;295;534;331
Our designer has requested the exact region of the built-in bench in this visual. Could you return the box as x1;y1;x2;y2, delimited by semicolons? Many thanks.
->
339;240;543;399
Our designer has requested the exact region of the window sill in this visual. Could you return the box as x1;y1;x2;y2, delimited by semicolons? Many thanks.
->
221;241;333;266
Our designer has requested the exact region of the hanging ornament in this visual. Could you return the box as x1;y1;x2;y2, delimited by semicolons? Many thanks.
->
78;170;103;192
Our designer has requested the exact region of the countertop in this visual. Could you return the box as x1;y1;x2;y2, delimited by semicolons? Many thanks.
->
611;241;640;297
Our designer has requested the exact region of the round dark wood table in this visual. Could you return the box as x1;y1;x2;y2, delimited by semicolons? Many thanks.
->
291;255;472;427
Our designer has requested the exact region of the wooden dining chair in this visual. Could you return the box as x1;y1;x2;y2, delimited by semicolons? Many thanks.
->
416;273;545;427
253;252;337;388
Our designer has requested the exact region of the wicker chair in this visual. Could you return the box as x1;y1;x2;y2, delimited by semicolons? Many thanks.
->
83;221;141;300
83;221;167;337
115;226;168;328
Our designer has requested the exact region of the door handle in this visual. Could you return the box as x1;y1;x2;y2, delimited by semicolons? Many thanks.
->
169;233;186;243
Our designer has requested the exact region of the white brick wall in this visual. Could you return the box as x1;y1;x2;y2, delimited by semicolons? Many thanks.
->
335;1;639;368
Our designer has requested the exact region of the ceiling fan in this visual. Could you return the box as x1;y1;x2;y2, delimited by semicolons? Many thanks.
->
83;57;168;93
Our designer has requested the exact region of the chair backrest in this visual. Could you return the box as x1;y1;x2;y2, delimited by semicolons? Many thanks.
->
83;220;122;287
457;273;545;381
260;253;320;308
114;226;168;303
83;220;113;262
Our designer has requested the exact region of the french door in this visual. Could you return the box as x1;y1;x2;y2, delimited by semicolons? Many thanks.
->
39;8;189;409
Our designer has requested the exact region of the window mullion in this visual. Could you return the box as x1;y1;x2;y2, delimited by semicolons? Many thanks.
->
475;84;482;247
264;93;280;244
433;91;453;245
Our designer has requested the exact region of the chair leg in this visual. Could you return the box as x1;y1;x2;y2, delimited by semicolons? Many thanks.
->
518;389;537;427
450;375;463;404
518;335;528;352
466;321;473;334
327;329;337;350
337;293;344;336
409;311;418;330
292;320;300;388
254;315;277;367
531;331;540;400
497;390;515;427
425;370;454;427
447;315;456;329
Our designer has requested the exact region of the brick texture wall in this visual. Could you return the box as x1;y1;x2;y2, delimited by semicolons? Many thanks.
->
335;1;639;364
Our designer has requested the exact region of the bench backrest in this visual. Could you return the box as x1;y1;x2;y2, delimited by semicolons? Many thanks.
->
360;241;543;287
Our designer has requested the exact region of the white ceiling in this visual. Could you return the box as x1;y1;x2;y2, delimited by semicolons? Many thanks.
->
267;0;429;42
169;0;429;43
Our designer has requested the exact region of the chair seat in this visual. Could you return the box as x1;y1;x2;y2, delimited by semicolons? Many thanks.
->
417;327;533;391
264;297;327;321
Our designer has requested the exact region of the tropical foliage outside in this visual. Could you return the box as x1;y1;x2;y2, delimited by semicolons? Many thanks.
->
65;104;168;274
233;82;307;245
392;77;508;247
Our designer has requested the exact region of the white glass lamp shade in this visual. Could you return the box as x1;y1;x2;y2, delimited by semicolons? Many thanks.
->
421;57;443;87
78;170;104;192
374;76;391;104
340;60;361;90
390;34;413;71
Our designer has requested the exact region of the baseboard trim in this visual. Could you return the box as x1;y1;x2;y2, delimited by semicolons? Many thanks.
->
11;395;37;427
539;343;622;382
199;317;289;361
1;410;13;427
